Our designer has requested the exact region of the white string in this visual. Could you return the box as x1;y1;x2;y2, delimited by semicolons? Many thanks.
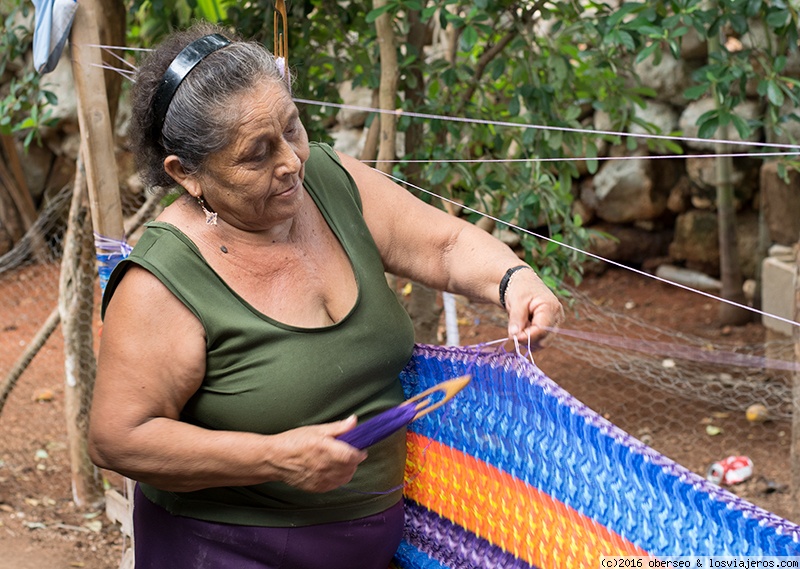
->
512;334;536;366
82;43;154;52
71;46;800;153
100;46;138;70
369;152;799;164
90;63;136;80
376;168;800;331
294;97;800;151
69;45;800;331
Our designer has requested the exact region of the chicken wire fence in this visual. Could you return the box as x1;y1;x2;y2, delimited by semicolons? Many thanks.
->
0;185;799;528
0;184;148;511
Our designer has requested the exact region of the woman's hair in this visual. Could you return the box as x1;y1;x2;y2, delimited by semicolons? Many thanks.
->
129;22;288;191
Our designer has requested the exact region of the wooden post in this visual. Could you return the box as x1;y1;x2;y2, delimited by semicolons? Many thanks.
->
69;0;124;244
59;152;102;507
66;0;124;506
793;242;800;522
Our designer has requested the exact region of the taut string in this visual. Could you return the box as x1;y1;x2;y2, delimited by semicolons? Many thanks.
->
69;47;800;330
377;169;800;332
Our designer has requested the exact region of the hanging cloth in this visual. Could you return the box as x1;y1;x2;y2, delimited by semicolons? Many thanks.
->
32;0;78;74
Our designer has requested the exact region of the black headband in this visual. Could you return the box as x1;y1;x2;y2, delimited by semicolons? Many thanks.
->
151;33;232;141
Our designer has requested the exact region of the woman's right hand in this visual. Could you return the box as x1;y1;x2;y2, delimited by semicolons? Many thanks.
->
269;415;368;493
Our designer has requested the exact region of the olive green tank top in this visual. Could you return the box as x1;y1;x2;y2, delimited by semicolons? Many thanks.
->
102;143;415;527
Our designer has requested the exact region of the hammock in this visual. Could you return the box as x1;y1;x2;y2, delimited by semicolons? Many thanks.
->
393;344;800;569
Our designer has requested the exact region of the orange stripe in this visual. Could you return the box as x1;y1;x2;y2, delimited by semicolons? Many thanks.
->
404;433;649;569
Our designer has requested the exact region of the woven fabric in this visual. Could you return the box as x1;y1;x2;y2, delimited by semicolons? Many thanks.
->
393;344;800;569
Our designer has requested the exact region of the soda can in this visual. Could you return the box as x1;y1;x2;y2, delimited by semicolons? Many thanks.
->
706;455;753;485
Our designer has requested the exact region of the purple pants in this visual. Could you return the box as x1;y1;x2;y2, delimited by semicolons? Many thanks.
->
133;485;404;569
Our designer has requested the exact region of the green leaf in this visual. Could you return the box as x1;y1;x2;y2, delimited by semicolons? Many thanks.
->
766;9;790;29
634;42;660;64
194;0;226;22
421;5;437;20
745;0;763;17
698;116;720;139
729;14;748;34
767;80;785;107
607;3;640;28
585;141;599;174
461;26;478;50
547;129;563;150
617;30;635;51
683;84;708;100
43;91;58;106
366;4;393;24
730;114;752;139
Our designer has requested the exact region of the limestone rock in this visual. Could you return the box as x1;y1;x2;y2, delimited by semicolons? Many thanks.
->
760;161;800;245
634;51;700;106
685;156;758;209
592;156;678;223
588;222;673;266
669;209;759;278
337;82;373;129
679;98;762;152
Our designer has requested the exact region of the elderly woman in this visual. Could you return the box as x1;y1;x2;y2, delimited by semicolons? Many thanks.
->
88;23;563;569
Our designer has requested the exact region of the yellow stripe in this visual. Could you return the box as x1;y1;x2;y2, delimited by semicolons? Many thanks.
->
404;433;648;569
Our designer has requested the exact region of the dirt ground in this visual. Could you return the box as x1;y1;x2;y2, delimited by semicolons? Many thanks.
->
0;263;796;568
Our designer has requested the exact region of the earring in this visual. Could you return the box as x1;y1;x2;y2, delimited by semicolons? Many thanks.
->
197;196;218;226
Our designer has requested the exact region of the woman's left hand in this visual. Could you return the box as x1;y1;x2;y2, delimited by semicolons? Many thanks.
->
503;268;564;343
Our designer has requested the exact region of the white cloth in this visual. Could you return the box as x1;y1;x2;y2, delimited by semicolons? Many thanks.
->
32;0;78;74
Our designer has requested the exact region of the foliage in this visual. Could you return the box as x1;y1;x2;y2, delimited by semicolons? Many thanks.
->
2;0;795;286
117;0;800;290
610;0;800;174
127;0;235;46
0;1;58;149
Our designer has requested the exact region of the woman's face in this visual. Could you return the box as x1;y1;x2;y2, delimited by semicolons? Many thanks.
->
194;79;310;232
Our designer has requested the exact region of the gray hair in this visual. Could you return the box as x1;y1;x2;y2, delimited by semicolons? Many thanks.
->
129;24;290;192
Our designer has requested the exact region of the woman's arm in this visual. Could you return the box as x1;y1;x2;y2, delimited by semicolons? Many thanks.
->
338;152;563;341
88;265;366;492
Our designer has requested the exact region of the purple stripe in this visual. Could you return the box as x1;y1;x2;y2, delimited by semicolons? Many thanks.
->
338;403;417;449
403;500;537;569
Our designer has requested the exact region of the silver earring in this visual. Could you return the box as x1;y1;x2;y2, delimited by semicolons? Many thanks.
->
197;196;218;226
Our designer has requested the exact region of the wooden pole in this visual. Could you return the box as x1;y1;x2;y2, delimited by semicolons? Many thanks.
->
66;0;125;507
792;242;800;522
69;0;124;245
59;152;102;507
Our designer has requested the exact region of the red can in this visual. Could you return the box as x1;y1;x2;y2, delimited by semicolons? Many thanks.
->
706;455;753;485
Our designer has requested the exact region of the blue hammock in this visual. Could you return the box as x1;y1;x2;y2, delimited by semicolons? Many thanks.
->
393;344;800;569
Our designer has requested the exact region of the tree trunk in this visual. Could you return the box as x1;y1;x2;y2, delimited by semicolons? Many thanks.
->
359;90;381;163
59;155;103;507
373;0;398;174
401;7;442;344
707;28;751;326
0;163;25;244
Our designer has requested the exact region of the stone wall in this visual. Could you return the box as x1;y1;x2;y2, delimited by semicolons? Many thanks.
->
327;29;800;284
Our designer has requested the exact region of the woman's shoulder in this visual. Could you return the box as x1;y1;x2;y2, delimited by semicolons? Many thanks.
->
304;142;361;209
306;141;341;167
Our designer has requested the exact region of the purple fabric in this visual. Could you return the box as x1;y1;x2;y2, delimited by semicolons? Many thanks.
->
133;485;404;568
338;403;417;449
